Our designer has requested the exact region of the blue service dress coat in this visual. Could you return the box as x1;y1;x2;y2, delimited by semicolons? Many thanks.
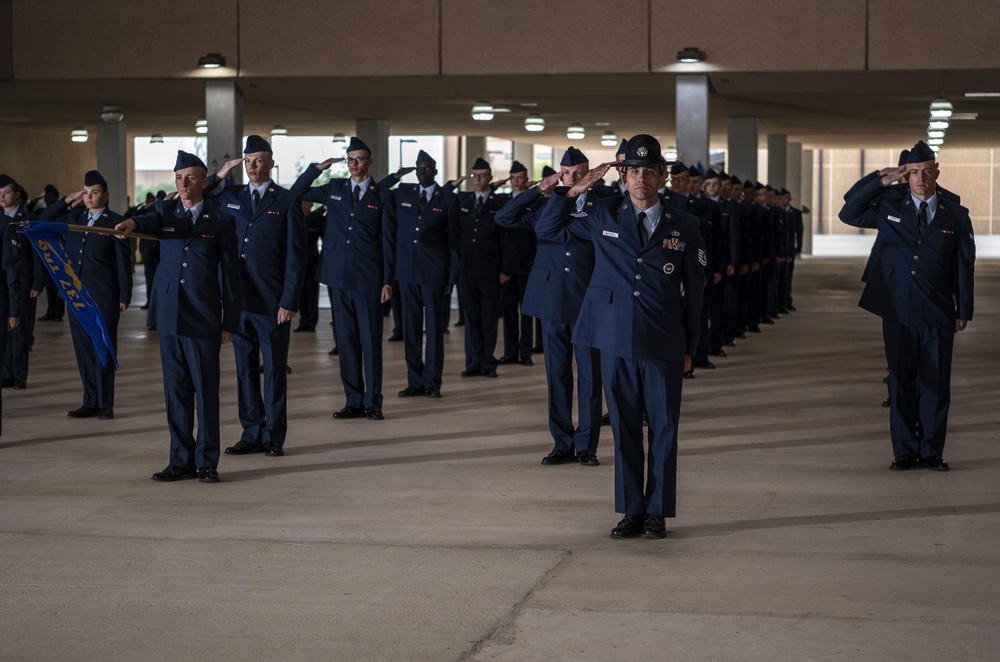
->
36;200;132;409
495;186;604;455
131;199;242;471
291;168;396;410
385;182;460;391
2;207;43;384
0;219;22;433
204;180;307;447
536;192;705;518
839;175;975;461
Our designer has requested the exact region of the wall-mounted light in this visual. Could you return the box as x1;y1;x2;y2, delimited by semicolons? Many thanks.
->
100;105;123;123
566;124;585;140
677;47;706;63
270;125;288;137
197;53;225;69
71;127;89;143
472;101;494;121
332;133;347;144
929;96;953;118
150;134;164;144
524;115;545;132
600;131;617;147
195;118;208;134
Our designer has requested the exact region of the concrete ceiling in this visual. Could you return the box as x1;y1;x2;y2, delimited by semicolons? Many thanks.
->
2;68;998;152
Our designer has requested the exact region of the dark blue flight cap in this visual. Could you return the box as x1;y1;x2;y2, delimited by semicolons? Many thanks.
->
541;165;556;178
905;140;936;164
703;168;720;180
755;182;766;190
416;150;436;166
779;188;789;196
509;160;527;174
83;170;107;188
155;190;167;200
616;139;627;157
669;162;688;176
765;184;774;192
897;149;910;166
718;169;728;180
0;174;15;189
471;157;491;171
618;135;668;168
560;147;588;167
346;136;371;154
743;179;754;189
244;134;272;154
174;150;207;172
687;165;702;178
730;174;742;185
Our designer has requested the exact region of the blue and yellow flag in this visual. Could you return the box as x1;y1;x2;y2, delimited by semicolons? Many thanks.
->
23;221;119;368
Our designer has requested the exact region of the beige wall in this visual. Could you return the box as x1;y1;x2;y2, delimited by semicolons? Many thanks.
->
0;126;97;202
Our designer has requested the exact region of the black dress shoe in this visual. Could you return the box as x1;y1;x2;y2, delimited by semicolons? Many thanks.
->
13;379;26;390
695;360;716;369
197;467;221;483
67;406;100;418
388;333;403;342
533;345;544;354
332;406;366;419
709;349;727;357
787;305;797;312
641;515;667;539
140;303;150;310
225;440;265;455
37;313;57;321
920;456;949;472
890;455;917;471
760;317;775;325
398;386;426;397
443;328;450;334
541;449;577;465
460;368;481;377
882;398;891;408
498;355;518;365
293;326;315;333
328;346;339;356
482;368;498;378
365;408;384;421
520;357;534;366
610;514;644;539
778;308;790;314
98;407;114;420
724;340;736;347
747;326;761;333
151;465;197;482
735;332;747;339
1;379;12;388
601;413;611;426
425;387;442;399
264;443;285;457
576;451;600;466
683;370;695;379
454;320;464;326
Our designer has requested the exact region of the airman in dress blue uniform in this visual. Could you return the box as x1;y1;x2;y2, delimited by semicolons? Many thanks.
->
117;151;242;484
206;135;307;457
36;170;132;419
386;150;460;399
498;160;537;367
0;177;43;390
495;147;606;467
0;174;22;431
536;135;706;540
839;140;975;471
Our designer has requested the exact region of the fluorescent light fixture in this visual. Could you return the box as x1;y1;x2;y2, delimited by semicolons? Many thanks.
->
197;53;225;69
929;96;953;118
927;136;944;146
566;124;585;140
664;146;679;161
950;112;978;121
964;92;1000;98
601;131;618;147
929;144;940;152
332;133;347;144
928;118;950;130
472;101;494;121
195;118;208;134
100;105;123;123
677;47;706;63
524;115;545;132
149;134;164;144
927;129;945;139
70;127;89;143
270;125;288;137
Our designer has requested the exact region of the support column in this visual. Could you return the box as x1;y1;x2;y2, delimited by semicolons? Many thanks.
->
767;134;788;188
801;149;814;255
97;120;128;214
786;142;803;200
205;80;243;182
356;119;390;181
727;117;758;181
463;136;487;191
675;74;709;170
512;141;534;174
441;135;460;184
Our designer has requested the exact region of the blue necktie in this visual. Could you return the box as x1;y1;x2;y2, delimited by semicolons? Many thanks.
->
917;201;928;232
637;211;648;244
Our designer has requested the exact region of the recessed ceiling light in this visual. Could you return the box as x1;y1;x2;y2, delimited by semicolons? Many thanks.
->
270;125;288;137
472;101;494;121
677;47;706;63
149;134;164;144
70;127;89;143
566;124;585;140
929;96;953;118
601;131;617;147
197;53;225;69
524;115;545;132
195;118;208;134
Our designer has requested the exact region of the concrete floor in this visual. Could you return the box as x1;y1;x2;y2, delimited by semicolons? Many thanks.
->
1;258;998;661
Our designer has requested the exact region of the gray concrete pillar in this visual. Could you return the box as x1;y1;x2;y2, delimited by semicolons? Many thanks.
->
676;74;709;170
727;117;758;181
442;136;460;184
462;136;487;191
801;149;814;255
512;141;533;175
767;134;787;188
356;119;390;181
96;121;128;213
786;142;803;201
205;80;243;182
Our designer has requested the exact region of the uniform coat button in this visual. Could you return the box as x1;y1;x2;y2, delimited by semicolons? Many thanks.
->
564;267;570;272
637;258;643;264
633;291;640;297
180;278;186;284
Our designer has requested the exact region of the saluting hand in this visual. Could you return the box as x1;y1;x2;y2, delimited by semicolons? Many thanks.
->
491;177;510;189
393;166;415;180
216;158;243;180
64;190;84;207
537;171;562;194
879;165;907;187
567;163;612;198
315;158;344;172
447;175;468;188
